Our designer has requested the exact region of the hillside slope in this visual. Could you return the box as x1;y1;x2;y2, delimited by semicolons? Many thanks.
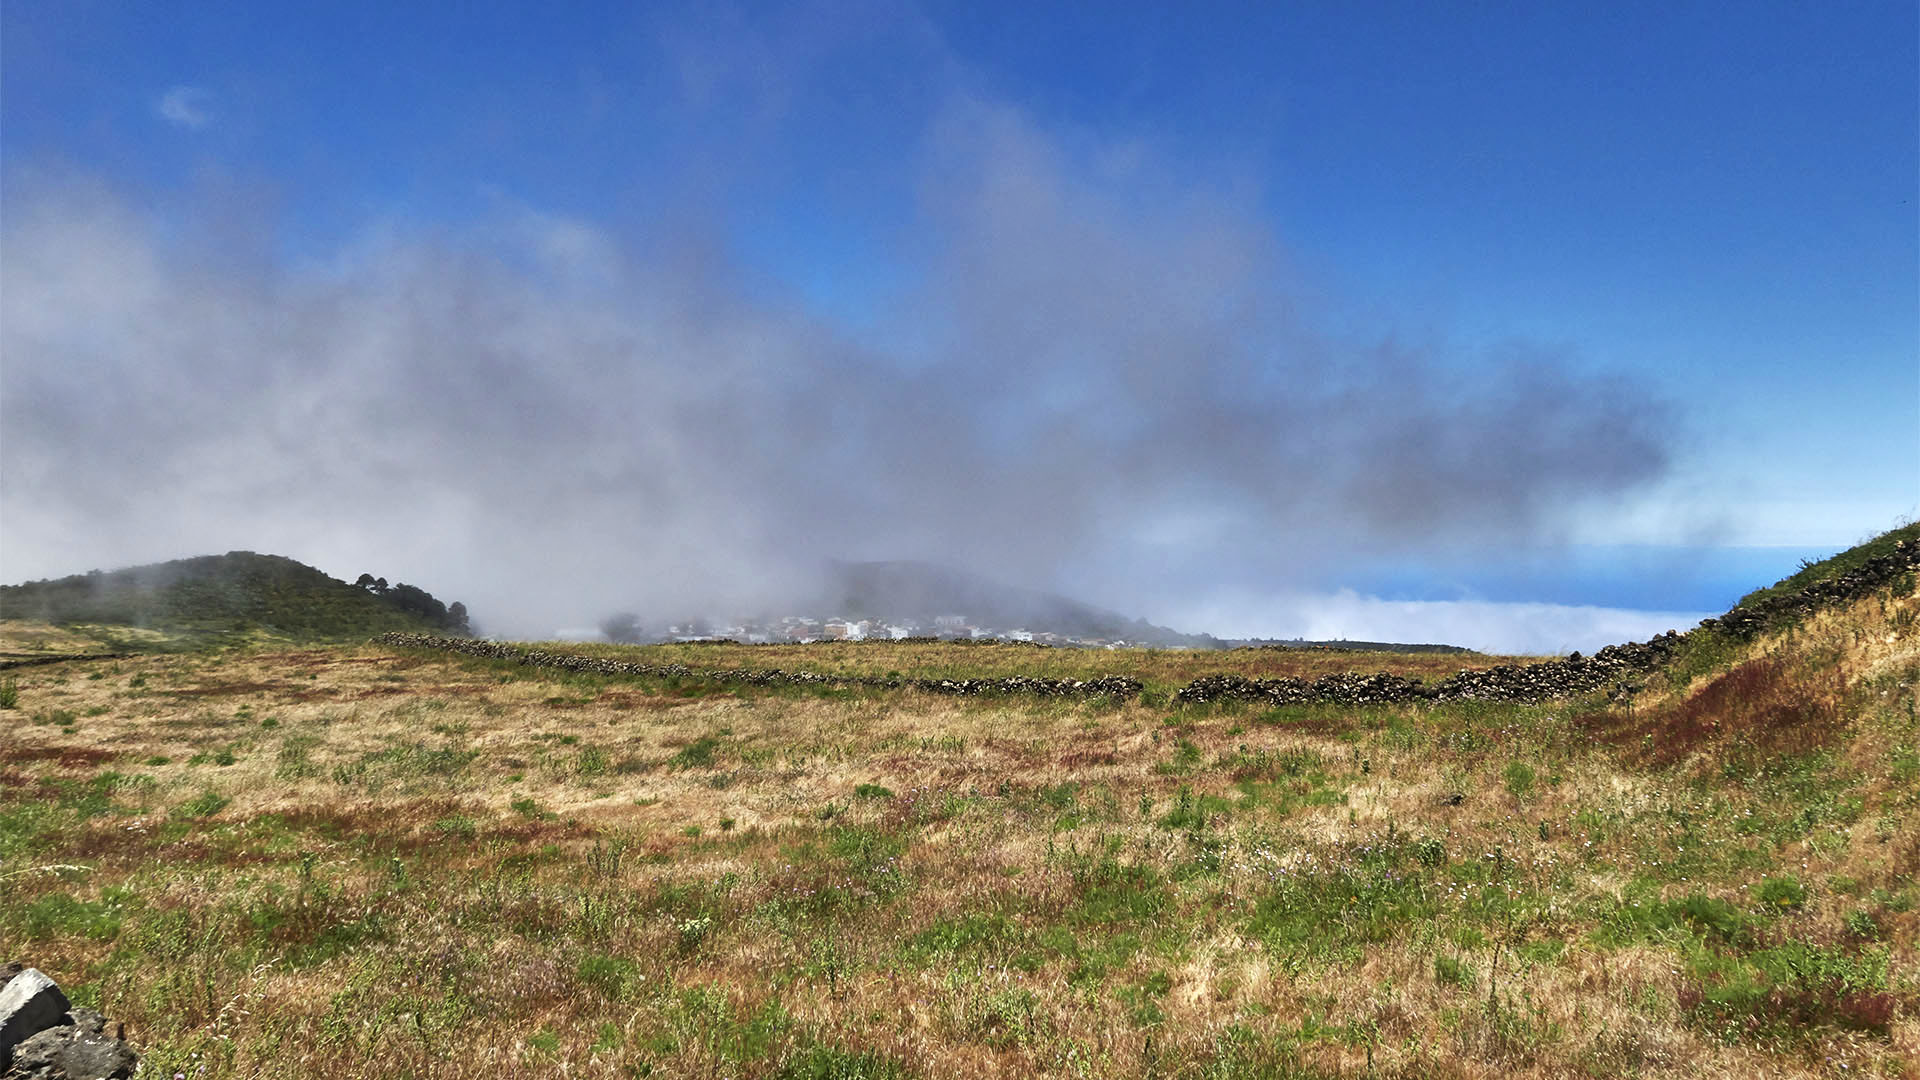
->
0;551;469;646
1588;522;1919;765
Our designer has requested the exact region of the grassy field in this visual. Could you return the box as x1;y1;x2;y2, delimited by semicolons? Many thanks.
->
1;582;1915;1076
549;639;1525;700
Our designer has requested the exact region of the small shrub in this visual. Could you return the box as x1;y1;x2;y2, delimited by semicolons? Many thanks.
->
432;815;478;840
1844;909;1883;941
510;796;552;819
0;681;17;709
668;735;724;770
854;783;894;800
576;952;637;998
1159;785;1231;831
1757;876;1806;912
1502;760;1536;800
575;745;610;777
677;914;714;951
1071;856;1169;925
173;789;230;819
275;735;322;780
1038;781;1078;810
774;1044;905;1079
1435;953;1476;989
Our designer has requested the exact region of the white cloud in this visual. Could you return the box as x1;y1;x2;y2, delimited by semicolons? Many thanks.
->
0;98;1676;639
156;86;212;130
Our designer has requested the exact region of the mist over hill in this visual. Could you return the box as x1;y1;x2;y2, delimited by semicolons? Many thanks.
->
820;560;1215;646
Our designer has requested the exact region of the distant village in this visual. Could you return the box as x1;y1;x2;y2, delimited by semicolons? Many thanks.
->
591;594;1470;654
612;613;1159;650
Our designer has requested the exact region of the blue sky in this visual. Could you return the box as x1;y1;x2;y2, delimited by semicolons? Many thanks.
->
2;1;1915;650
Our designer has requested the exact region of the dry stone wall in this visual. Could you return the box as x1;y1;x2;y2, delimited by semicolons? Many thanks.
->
1174;635;1681;706
376;633;1144;700
1697;538;1918;640
1180;536;1917;707
380;538;1918;710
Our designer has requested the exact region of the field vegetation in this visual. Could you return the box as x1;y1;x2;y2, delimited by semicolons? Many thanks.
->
553;640;1523;702
1;536;1916;1078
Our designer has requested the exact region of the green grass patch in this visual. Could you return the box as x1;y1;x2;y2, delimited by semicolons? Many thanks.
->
667;734;727;771
1736;522;1920;611
773;1043;906;1080
172;789;231;819
1246;838;1442;973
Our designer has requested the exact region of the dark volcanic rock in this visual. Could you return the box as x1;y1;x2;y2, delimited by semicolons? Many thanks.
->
0;968;68;1072
12;1008;136;1080
0;969;137;1079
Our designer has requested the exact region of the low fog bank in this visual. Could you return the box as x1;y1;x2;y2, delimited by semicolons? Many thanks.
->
1157;588;1713;657
1;100;1675;644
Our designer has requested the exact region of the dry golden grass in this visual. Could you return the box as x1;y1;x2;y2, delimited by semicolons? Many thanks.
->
1;588;1915;1078
0;619;135;654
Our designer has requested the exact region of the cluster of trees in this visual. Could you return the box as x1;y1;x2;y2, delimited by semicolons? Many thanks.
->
0;552;472;644
355;574;471;635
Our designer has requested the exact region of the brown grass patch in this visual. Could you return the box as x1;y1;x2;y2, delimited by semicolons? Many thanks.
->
1580;657;1843;767
0;744;120;768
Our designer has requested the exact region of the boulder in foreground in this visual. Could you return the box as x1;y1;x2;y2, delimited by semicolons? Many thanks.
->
0;966;136;1079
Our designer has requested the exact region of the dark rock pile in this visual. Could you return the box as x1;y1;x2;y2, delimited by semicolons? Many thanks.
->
0;966;136;1079
376;634;1143;701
